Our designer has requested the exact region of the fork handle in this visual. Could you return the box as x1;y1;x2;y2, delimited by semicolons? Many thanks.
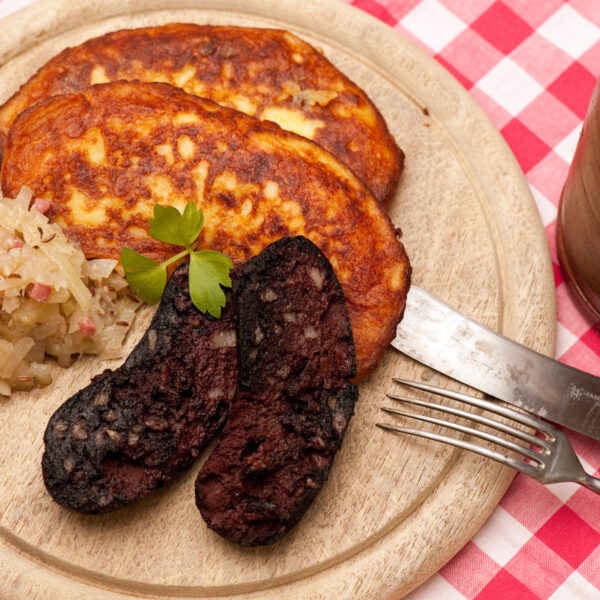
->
581;475;600;495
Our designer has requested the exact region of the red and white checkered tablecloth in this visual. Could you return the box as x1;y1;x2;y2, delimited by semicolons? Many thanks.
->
1;0;599;598
333;1;600;598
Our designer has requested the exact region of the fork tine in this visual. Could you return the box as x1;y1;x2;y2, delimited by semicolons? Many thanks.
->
380;406;544;465
376;422;541;478
385;393;549;449
392;378;556;438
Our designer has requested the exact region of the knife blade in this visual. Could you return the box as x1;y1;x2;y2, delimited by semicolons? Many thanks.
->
392;285;600;440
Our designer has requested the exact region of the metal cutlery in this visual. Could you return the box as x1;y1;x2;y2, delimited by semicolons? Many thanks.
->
392;285;600;441
378;379;600;494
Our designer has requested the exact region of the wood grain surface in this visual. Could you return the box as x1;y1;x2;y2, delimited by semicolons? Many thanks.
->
0;1;556;599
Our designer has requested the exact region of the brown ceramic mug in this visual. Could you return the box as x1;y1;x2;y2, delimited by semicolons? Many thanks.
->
557;78;600;319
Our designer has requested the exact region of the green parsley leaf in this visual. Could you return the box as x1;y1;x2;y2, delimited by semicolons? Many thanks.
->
121;203;233;317
189;250;234;318
120;247;167;305
149;201;204;249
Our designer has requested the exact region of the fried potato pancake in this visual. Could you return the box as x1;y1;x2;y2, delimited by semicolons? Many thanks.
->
1;82;410;377
0;24;402;207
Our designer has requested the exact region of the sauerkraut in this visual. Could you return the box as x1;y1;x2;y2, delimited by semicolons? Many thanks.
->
0;187;140;395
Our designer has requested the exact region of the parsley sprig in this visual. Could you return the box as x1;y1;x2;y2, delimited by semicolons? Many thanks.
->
120;202;233;317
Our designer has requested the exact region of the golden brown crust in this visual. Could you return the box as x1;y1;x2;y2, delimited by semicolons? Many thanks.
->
0;24;402;206
1;81;410;377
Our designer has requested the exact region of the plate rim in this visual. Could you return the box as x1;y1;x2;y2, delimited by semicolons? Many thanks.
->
0;1;556;598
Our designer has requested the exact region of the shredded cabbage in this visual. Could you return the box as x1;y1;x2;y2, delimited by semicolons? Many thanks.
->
0;187;141;395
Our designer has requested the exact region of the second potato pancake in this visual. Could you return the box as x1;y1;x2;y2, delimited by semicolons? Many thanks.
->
1;81;410;377
0;24;403;206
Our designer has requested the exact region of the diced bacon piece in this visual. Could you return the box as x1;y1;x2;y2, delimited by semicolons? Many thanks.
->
9;236;23;249
78;316;96;338
27;283;52;302
31;197;51;214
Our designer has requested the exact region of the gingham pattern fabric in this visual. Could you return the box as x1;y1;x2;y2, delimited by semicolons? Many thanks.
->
1;0;599;598
335;1;600;598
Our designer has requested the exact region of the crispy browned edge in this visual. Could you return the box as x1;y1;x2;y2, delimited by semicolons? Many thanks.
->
0;24;404;206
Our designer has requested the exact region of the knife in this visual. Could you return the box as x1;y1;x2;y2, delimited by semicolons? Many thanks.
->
392;285;600;441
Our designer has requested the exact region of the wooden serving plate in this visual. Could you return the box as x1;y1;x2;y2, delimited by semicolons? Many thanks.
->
0;1;555;598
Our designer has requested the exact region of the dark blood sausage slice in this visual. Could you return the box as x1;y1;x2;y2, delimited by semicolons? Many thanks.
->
195;236;358;546
42;264;238;513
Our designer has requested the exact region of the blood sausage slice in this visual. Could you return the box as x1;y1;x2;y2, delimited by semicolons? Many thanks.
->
195;236;358;546
42;264;237;513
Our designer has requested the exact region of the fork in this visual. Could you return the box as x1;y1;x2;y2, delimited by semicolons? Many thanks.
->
377;378;600;494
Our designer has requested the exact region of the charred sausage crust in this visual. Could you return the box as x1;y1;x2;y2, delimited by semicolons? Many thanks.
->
195;236;358;545
42;264;237;513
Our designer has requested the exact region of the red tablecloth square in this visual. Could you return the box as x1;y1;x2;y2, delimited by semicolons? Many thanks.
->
475;570;541;600
553;262;565;286
471;1;533;55
500;119;552;173
580;329;600;358
547;61;597;119
535;505;600;569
